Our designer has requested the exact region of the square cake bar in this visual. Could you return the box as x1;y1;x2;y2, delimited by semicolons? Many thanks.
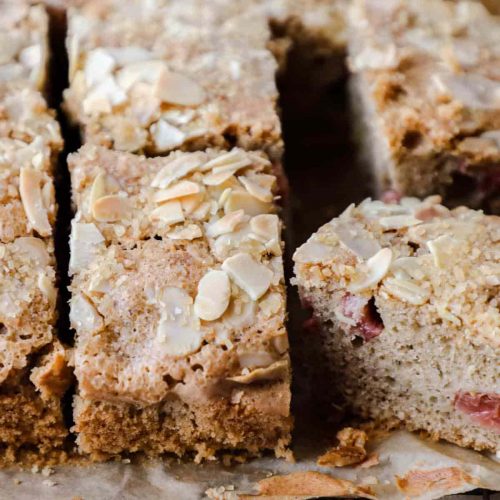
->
64;0;283;158
294;196;499;452
348;0;500;211
0;1;49;91
0;84;69;464
68;145;292;460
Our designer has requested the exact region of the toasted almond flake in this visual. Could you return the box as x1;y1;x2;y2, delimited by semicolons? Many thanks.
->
82;76;127;114
69;222;105;274
259;291;282;317
379;215;423;230
180;193;204;214
156;317;202;357
89;172;108;209
38;273;56;308
202;168;238;186
84;48;115;87
222;252;273;300
167;224;202;240
19;167;51;236
70;294;104;334
155;69;205;106
349;248;393;292
272;332;289;354
116;60;165;91
206;210;246;237
149;200;184;224
201;150;250;171
359;199;411;218
153;180;200;204
250;214;280;242
383;277;429;305
92;194;129;222
191;201;211;220
330;220;381;260
151;154;204;189
228;359;288;384
427;235;456;269
238;174;275;202
194;270;231;321
150;120;186;151
390;257;425;281
293;240;337;263
224;190;272;216
14;237;50;266
238;351;275;369
41;181;54;211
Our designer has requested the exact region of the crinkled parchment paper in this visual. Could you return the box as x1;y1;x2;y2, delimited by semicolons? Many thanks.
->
0;430;499;499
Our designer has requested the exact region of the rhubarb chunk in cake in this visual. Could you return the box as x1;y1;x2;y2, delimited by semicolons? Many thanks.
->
64;0;283;158
293;196;499;452
0;1;49;91
348;0;500;212
68;145;291;460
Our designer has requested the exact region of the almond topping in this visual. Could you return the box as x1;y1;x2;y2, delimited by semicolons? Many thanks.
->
379;215;422;230
201;150;251;171
153;180;201;204
238;174;275;202
19;167;51;236
92;194;130;222
70;294;104;334
383;277;430;305
250;214;280;242
38;273;56;308
222;253;273;300
89;172;108;210
427;235;456;269
224;190;272;216
155;70;206;106
194;270;231;321
14;237;50;266
150;119;186;151
206;210;246;237
149;200;184;225
228;360;288;384
151;154;204;189
349;248;393;292
180;193;204;214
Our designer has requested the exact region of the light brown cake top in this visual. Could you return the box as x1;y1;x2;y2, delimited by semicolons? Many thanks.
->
69;146;288;405
0;236;57;384
0;1;49;90
0;83;63;150
64;0;281;154
0;137;57;242
294;196;500;349
348;0;500;168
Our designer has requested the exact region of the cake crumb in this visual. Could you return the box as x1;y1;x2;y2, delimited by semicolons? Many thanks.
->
317;427;368;467
42;479;57;487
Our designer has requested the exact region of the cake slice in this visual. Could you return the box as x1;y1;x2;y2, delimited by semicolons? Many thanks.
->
68;145;291;460
0;1;49;91
0;85;70;464
63;0;283;158
348;0;500;212
293;196;499;452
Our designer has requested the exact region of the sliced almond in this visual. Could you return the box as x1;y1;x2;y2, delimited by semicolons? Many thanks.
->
259;291;283;318
92;194;130;222
149;200;184;225
84;48;116;88
383;277;429;305
167;224;202;240
153;180;201;204
89;172;108;209
151;154;205;189
349;248;393;293
379;215;422;230
155;69;206;107
203;168;238;186
19;167;51;236
156;317;202;357
206;210;246;238
250;214;280;242
194;270;231;321
238;174;275;202
38;273;56;308
222;252;273;301
14;237;50;266
201;150;251;171
116;60;165;91
228;360;288;384
150;119;186;151
69;222;105;275
70;294;104;334
224;190;272;217
238;351;275;369
427;235;456;269
180;193;204;215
